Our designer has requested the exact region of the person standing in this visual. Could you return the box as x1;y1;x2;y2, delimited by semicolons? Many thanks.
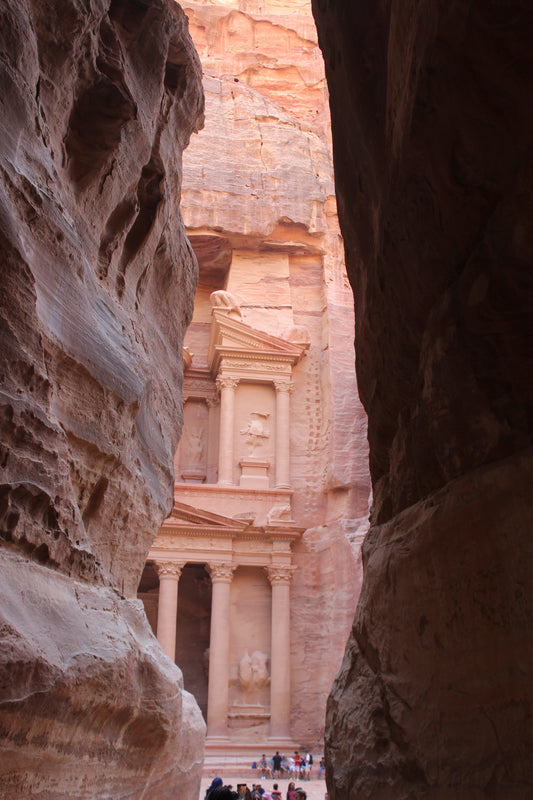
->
304;753;312;781
293;752;301;779
272;751;282;778
259;754;269;779
288;754;295;780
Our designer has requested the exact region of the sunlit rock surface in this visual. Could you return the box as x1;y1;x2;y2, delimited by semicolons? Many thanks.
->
312;0;533;797
0;0;205;796
178;0;370;748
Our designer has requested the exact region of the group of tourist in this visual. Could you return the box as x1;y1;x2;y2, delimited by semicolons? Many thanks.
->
258;751;317;781
204;777;308;800
203;749;326;800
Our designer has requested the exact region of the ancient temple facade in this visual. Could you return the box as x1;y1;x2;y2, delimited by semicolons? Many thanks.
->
137;0;371;762
143;291;309;751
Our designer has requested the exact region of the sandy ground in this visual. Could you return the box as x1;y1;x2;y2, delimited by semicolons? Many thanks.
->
200;776;328;800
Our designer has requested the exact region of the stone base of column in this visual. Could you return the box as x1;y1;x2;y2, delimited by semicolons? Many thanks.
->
267;736;297;748
239;459;270;489
205;735;232;746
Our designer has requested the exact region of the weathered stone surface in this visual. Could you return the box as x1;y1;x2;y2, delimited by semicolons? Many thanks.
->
182;73;334;238
0;0;205;795
313;0;533;797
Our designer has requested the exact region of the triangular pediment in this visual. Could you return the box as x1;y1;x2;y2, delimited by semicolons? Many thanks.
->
163;500;251;531
208;308;306;372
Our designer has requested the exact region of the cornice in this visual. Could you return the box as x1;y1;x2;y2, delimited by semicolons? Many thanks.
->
156;526;302;541
208;309;306;375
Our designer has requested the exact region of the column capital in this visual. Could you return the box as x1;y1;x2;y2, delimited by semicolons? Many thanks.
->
155;560;185;579
207;562;236;583
216;375;239;391
265;565;296;585
273;378;293;393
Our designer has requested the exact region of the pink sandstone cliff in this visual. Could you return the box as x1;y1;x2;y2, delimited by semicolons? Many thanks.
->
0;0;205;797
181;0;370;748
312;0;533;797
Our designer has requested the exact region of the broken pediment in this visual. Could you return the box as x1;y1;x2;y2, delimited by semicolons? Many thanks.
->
208;306;308;377
164;501;252;532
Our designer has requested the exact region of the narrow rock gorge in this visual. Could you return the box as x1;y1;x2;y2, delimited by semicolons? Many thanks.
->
139;0;371;758
0;0;205;797
312;1;533;798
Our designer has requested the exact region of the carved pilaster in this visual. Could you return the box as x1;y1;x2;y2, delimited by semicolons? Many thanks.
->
216;375;239;391
207;562;237;583
265;565;296;585
274;379;292;489
155;561;185;579
266;563;294;738
206;560;236;737
155;561;185;662
216;376;239;486
273;378;293;393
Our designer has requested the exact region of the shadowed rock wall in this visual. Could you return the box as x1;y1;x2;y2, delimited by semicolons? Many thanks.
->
0;0;205;797
312;0;533;797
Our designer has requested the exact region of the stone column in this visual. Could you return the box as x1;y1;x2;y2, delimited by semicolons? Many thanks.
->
266;565;295;739
155;561;184;662
274;379;292;489
216;375;239;486
206;562;236;738
206;395;219;484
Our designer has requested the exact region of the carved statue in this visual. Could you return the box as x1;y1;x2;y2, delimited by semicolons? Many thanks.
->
210;289;242;317
266;503;292;524
185;426;205;465
239;650;270;692
240;411;269;455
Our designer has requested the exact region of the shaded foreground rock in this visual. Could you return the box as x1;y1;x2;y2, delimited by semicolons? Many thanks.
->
312;1;533;798
0;0;205;796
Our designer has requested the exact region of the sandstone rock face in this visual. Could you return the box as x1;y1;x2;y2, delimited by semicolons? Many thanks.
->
0;0;205;796
312;0;533;797
177;0;371;749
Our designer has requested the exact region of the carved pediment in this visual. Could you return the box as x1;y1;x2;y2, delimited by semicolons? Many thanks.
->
164;501;251;531
208;308;308;375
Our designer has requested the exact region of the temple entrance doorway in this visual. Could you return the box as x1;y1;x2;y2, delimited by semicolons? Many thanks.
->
175;564;212;720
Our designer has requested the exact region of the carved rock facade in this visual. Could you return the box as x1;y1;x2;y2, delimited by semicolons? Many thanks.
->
0;1;205;797
312;0;533;797
138;0;371;759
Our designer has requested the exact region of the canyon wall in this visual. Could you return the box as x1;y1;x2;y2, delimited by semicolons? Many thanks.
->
312;0;533;798
0;0;205;797
178;0;370;748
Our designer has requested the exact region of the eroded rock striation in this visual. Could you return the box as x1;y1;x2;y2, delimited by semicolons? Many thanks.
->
0;0;205;796
313;0;533;798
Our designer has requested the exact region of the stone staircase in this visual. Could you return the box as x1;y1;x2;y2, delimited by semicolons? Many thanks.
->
203;739;301;779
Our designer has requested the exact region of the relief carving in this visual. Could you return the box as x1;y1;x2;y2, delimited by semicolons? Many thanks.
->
266;504;292;524
210;290;242;317
265;565;296;584
240;411;270;456
239;650;270;692
181;424;207;482
207;562;236;582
